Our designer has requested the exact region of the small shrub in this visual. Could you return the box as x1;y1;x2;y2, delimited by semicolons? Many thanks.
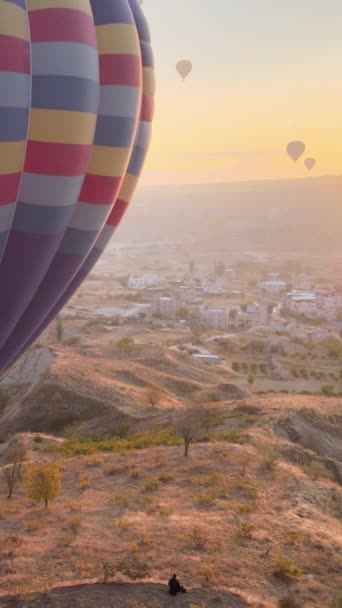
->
25;519;48;533
235;502;256;515
195;492;216;507
237;521;255;538
68;516;82;535
321;384;335;397
113;493;130;508
301;461;330;481
215;429;247;444
77;473;91;491
187;525;207;549
142;495;154;508
158;472;175;483
129;465;143;479
102;560;115;582
57;531;74;547
158;506;174;518
274;555;302;581
199;562;214;585
233;478;258;500
143;478;160;493
85;454;102;467
33;435;43;444
283;530;301;546
67;499;82;512
259;446;279;470
116;559;150;580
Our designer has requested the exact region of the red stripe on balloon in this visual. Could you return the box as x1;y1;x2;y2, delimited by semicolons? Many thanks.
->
29;9;97;47
106;199;128;226
24;141;92;176
99;54;141;86
141;95;154;122
0;36;30;73
0;173;22;205
79;174;122;205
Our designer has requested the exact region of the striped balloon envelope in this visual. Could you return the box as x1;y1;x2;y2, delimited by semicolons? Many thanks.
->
0;0;155;373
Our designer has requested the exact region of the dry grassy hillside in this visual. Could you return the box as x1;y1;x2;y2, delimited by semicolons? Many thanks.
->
0;347;247;440
0;393;341;608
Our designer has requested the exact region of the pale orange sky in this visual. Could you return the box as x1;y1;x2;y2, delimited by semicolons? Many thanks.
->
141;0;342;186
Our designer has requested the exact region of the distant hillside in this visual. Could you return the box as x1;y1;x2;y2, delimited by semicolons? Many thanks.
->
116;175;342;253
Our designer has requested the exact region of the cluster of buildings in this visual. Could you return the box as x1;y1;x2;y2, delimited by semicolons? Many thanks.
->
127;268;342;330
284;289;342;321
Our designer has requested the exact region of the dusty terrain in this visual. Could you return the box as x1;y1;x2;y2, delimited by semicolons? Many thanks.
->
0;329;341;608
0;391;341;607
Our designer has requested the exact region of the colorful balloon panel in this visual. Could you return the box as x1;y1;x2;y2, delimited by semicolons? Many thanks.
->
0;0;154;372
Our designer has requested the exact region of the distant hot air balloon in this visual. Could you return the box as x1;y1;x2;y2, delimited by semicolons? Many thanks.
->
176;60;192;80
0;0;155;373
287;141;306;162
304;158;316;171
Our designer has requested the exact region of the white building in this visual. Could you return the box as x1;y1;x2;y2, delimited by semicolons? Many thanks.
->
245;303;269;326
128;273;161;290
152;295;177;319
201;306;229;330
261;280;286;295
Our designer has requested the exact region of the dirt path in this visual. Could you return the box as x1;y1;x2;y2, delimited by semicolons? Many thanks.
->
0;583;249;608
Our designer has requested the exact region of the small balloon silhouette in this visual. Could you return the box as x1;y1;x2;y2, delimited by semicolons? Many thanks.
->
287;141;306;162
304;158;316;171
176;60;192;80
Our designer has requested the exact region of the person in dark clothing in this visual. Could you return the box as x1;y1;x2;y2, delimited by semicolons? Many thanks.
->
168;574;186;595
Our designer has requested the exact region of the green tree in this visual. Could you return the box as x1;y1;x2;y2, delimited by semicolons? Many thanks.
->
248;372;256;385
26;462;61;508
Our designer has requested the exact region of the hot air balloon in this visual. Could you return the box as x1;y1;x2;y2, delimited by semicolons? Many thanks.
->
176;60;192;80
0;0;155;373
287;141;305;162
304;157;316;171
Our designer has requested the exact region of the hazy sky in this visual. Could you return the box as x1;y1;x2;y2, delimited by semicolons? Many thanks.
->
141;0;342;186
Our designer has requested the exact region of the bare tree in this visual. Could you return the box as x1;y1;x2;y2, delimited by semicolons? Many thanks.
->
2;442;26;499
146;385;162;408
174;407;204;457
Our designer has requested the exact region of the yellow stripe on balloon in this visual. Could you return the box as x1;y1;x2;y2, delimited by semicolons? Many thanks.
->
88;146;130;178
0;2;29;40
0;142;26;175
28;109;97;145
27;0;93;15
96;24;140;56
143;68;156;96
119;174;139;203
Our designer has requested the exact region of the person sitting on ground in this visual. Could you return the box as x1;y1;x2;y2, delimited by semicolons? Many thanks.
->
168;574;186;595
